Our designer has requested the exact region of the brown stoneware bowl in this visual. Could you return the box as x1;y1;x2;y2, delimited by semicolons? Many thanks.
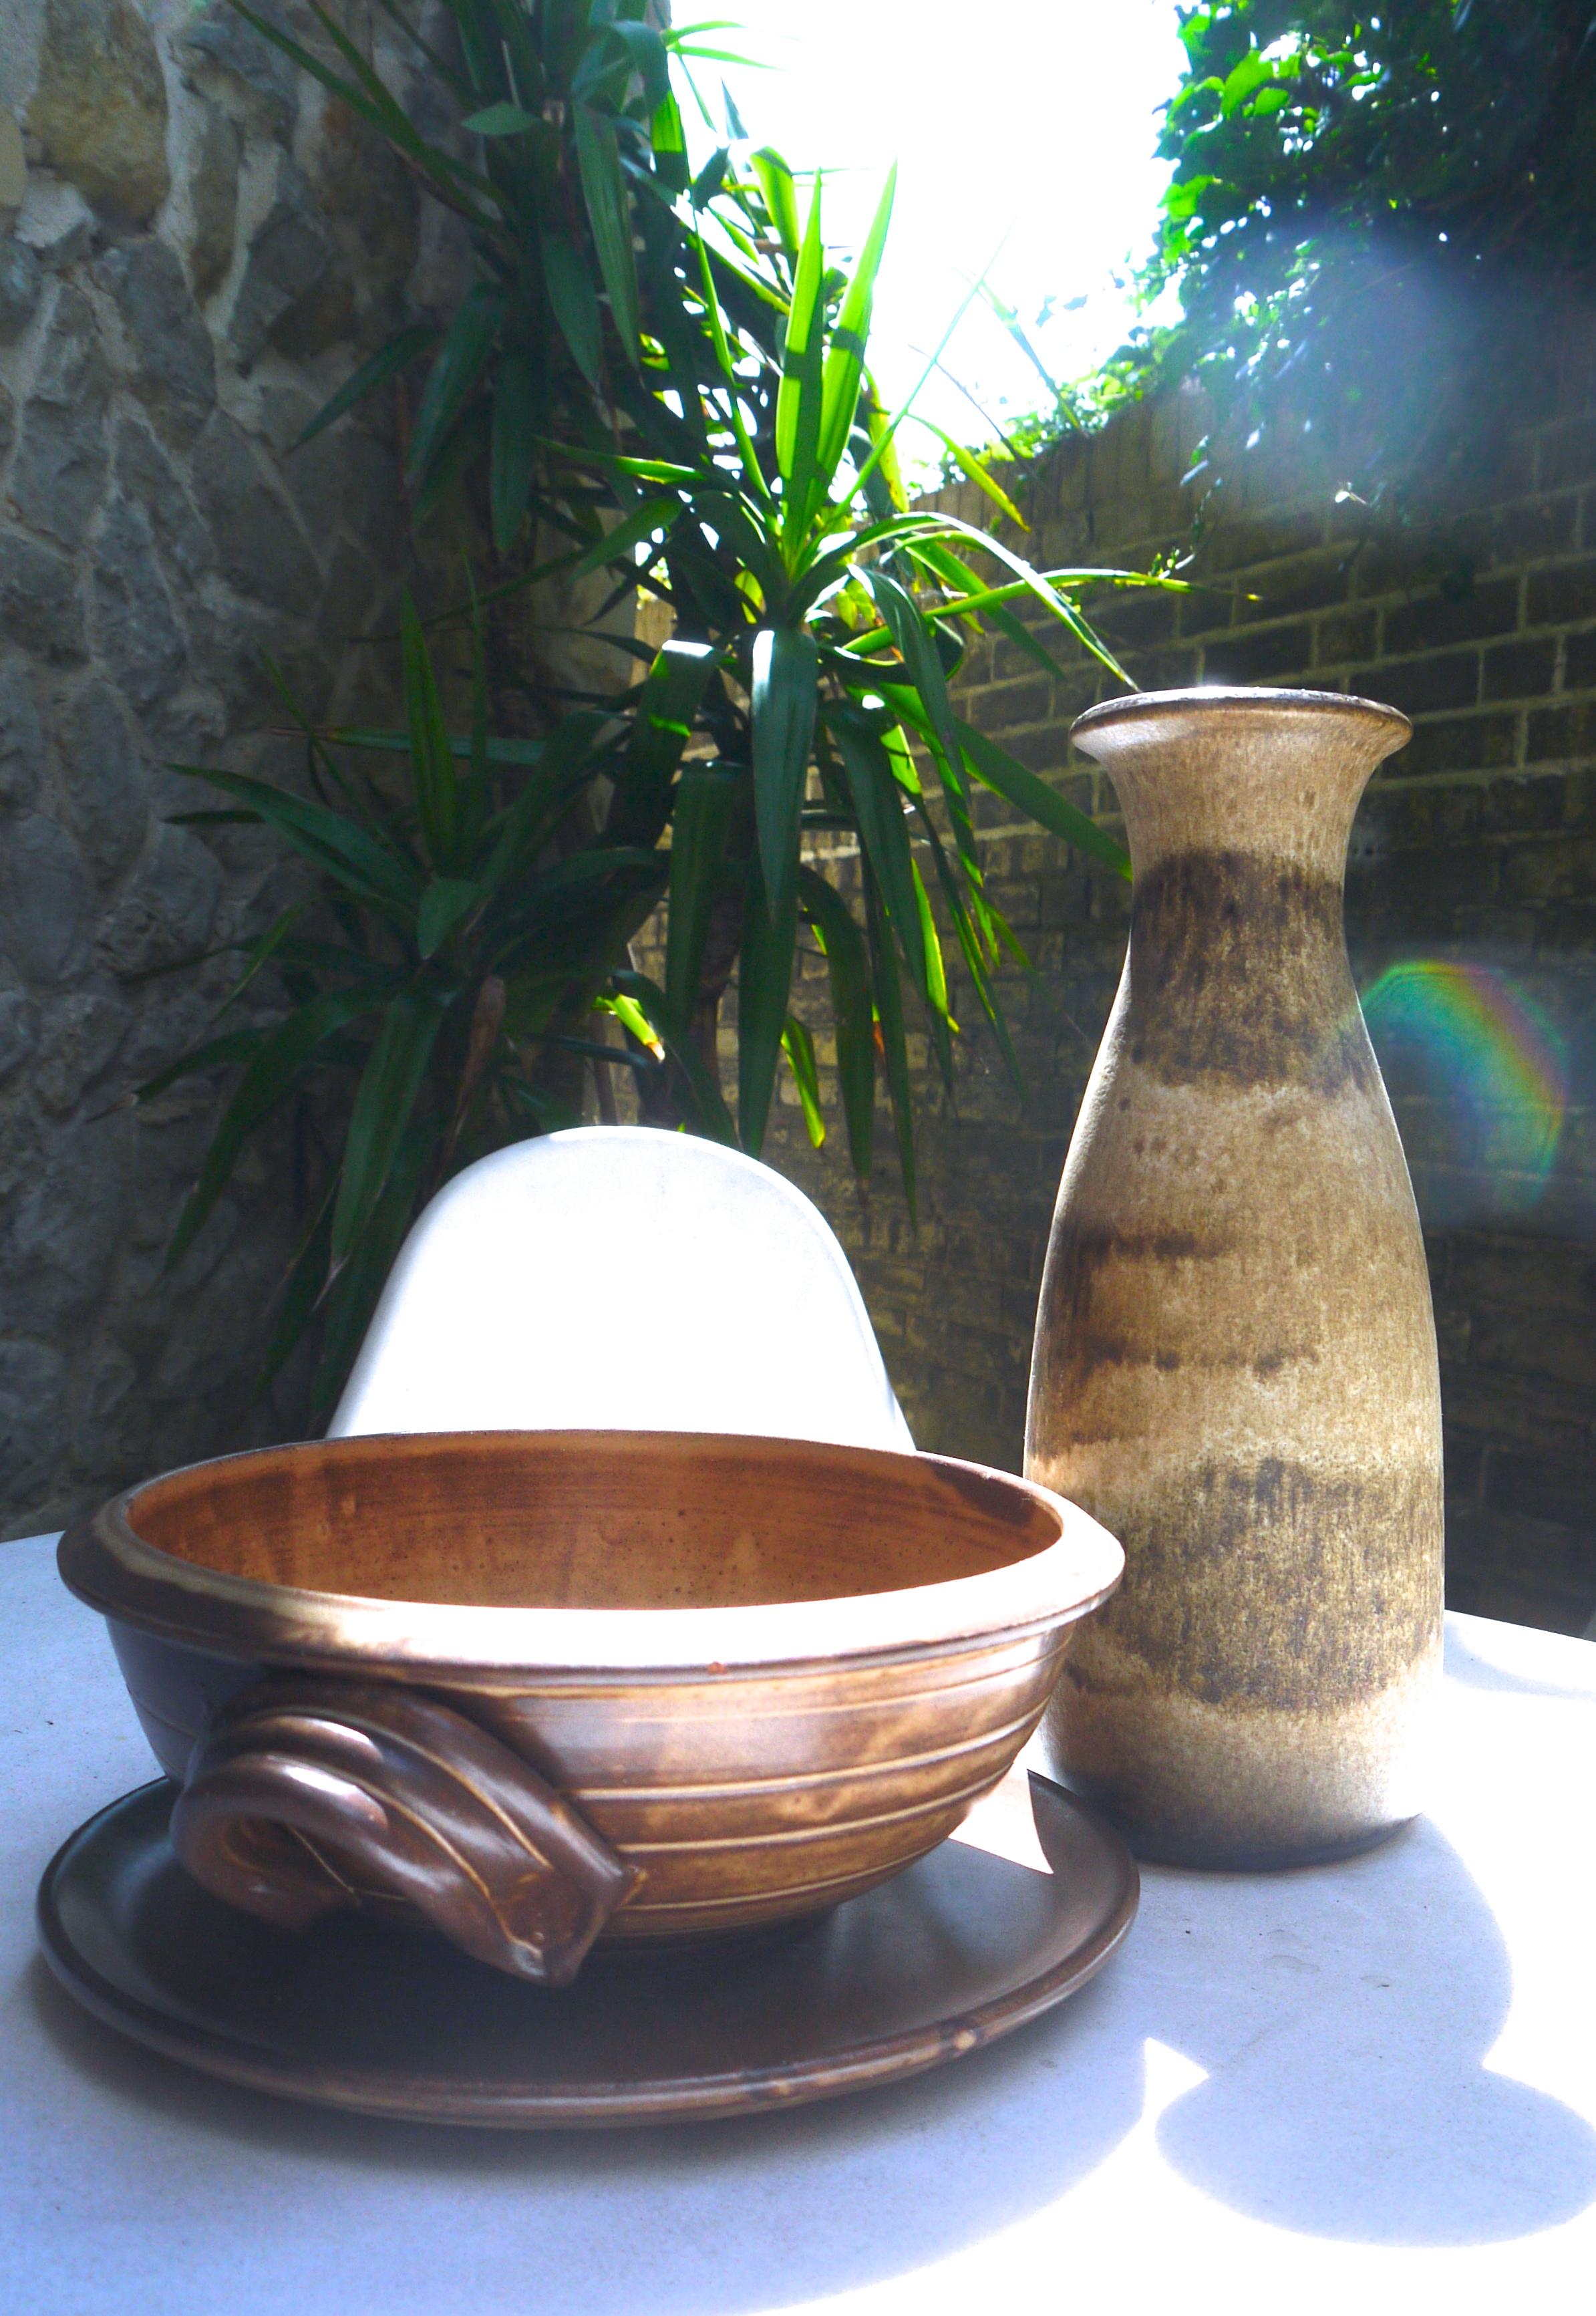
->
59;1430;1122;1985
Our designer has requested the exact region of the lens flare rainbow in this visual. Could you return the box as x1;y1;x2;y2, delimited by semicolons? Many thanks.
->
1360;960;1567;1195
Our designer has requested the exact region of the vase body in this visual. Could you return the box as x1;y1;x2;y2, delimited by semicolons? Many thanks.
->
1025;688;1444;1868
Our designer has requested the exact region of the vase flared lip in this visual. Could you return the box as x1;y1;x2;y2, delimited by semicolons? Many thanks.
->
1072;685;1412;753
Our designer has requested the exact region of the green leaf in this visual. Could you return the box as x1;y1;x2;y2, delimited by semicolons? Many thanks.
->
799;866;874;1181
866;567;962;788
462;101;538;136
136;1025;268;1108
750;627;817;925
259;1187;335;1394
418;877;480;958
313;1112;434;1419
691;145;730;206
651;90;690;192
737;845;797;1157
750;147;801;261
774;174;825;518
228;0;493;220
862;865;917;1224
408;283;502;488
604;19;671;112
168;764;420;919
575;103;641;362
490;352;538;553
331;988;447;1268
911;855;950;1023
665;762;738;1029
610;637;720;847
909;416;1027;530
400;593;460;870
166;988;383;1272
691;225;771;503
957;718;1132;879
611;970;738;1145
1219;49;1280;116
566;493;677;588
601;990;664;1058
781;1016;826;1148
293;323;440;451
824;702;927;997
541;231;603;391
816;165;895;492
479;713;610;897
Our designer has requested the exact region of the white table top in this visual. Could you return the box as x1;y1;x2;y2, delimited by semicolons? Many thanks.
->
5;1529;1596;2316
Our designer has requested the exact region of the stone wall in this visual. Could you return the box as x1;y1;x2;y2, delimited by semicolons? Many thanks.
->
759;331;1596;1636
0;1;442;1538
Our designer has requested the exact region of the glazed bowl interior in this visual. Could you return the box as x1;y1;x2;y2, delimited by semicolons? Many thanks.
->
122;1430;1062;1614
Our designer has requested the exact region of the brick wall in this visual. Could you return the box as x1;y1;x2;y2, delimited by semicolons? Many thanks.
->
755;327;1596;1636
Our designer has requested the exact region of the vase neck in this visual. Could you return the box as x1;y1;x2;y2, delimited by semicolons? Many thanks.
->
1072;690;1411;883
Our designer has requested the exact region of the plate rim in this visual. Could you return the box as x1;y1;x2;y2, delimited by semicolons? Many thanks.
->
37;1775;1138;2130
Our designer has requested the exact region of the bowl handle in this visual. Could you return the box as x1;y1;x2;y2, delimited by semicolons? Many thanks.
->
169;1676;641;1985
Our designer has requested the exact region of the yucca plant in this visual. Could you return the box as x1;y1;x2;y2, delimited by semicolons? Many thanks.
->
230;0;1180;1199
233;0;727;547
520;155;1179;1207
165;1;1180;1407
140;603;673;1411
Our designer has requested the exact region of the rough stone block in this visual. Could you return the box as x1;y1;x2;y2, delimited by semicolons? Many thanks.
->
0;235;41;341
59;680;148;879
101;822;222;978
113;419;213;586
25;0;170;224
0;531;81;670
227;160;333;370
0;650;44;811
94;236;216;445
0;972;33;1082
0;812;91;978
186;102;239;298
90;493;186;712
0;1340;68;1503
190;410;321;614
13;175;94;271
34;990;129;1113
178;0;301;141
0;1112;129;1328
308;96;418;291
10;398;108;548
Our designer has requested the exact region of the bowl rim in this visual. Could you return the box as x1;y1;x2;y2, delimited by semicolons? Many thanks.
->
58;1429;1124;1682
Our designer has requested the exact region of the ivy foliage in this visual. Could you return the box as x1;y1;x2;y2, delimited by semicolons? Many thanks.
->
1133;1;1596;512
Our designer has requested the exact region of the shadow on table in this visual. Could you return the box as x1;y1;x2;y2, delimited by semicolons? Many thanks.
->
26;1809;1596;2305
1444;1627;1596;1705
1150;1814;1596;2243
25;1932;1146;2315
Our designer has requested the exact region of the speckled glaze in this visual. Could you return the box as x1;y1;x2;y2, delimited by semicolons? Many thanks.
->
1025;688;1444;1868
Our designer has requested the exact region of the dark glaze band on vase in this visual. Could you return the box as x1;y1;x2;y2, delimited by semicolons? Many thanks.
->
1025;688;1444;1869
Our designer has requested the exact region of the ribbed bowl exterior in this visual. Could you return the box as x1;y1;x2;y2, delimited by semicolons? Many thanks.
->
108;1618;1074;1938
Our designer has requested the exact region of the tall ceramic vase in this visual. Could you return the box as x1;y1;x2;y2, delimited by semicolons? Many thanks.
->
1025;688;1444;1868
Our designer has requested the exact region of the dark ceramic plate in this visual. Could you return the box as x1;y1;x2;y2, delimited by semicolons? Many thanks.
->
37;1771;1137;2128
